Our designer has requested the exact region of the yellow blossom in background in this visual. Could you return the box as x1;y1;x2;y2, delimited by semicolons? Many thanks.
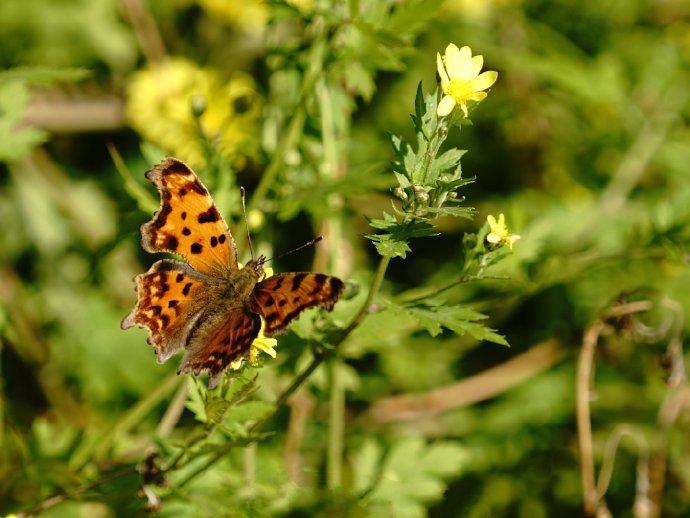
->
436;44;498;117
197;0;313;33
441;0;517;20
486;214;520;249
126;58;260;168
230;266;278;369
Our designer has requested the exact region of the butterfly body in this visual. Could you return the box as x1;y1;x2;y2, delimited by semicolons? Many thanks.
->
122;158;344;388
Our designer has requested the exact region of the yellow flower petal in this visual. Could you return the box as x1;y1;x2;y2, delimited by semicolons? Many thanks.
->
444;44;463;79
467;91;488;102
437;95;457;117
467;55;484;79
470;70;498;92
437;52;450;89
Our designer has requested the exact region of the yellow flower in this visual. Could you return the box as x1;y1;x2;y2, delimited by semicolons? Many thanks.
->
126;58;260;168
436;44;498;118
197;0;313;33
486;214;520;249
230;266;278;369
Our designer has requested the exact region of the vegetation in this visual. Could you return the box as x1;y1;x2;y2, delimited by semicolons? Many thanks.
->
2;0;690;516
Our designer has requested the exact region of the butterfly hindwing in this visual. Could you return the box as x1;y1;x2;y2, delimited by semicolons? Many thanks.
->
121;259;208;362
178;308;262;388
141;157;238;275
252;272;345;336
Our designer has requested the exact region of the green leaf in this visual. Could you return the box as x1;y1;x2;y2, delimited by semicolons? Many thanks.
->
387;301;509;346
0;80;47;162
412;81;425;134
365;212;439;258
365;233;412;258
423;205;475;219
185;377;208;423
361;437;467;515
224;400;274;426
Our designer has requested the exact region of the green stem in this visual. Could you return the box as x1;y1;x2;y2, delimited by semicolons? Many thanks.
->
327;360;344;489
249;38;328;212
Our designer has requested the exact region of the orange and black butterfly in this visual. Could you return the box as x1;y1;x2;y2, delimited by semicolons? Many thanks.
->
122;157;344;388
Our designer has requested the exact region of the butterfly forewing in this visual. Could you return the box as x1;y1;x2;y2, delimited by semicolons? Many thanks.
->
121;259;208;362
142;157;238;275
252;272;345;336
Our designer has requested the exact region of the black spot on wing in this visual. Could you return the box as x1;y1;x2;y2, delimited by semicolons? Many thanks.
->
210;236;218;247
191;243;203;254
263;296;275;307
310;274;328;294
176;273;184;283
181;211;187;220
182;282;193;296
165;235;179;251
168;300;178;308
152;204;172;229
166;160;189;174
329;277;343;293
182;227;191;236
291;273;307;292
198;206;220;224
218;234;226;244
189;179;206;195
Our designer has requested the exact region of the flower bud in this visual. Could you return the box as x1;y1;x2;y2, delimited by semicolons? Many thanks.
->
191;95;207;118
393;187;408;200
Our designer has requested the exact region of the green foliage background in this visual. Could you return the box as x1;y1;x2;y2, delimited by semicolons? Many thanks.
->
2;0;690;516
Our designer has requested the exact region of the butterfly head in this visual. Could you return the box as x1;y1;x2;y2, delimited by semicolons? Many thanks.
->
246;255;269;280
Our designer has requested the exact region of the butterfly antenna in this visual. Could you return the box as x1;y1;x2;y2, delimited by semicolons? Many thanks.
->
240;187;255;261
264;235;323;264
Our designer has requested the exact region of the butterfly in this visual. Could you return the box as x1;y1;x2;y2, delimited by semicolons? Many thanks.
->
121;157;344;388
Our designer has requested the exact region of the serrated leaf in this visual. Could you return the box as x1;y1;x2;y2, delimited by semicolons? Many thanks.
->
0;80;47;161
224;400;274;425
413;81;424;133
366;214;439;258
365;234;412;258
387;301;509;346
365;437;466;513
185;377;207;423
424;205;475;219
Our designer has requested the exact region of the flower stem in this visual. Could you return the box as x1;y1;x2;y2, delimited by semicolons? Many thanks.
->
327;360;345;489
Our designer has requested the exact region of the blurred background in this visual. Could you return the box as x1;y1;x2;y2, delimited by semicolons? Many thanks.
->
2;0;690;516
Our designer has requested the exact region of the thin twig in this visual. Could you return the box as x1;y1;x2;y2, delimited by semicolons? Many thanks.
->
284;391;314;484
576;301;654;516
364;339;564;423
120;0;167;65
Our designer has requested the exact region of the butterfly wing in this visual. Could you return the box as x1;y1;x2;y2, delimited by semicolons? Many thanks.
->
178;308;262;389
252;273;344;336
142;157;238;275
121;259;209;362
